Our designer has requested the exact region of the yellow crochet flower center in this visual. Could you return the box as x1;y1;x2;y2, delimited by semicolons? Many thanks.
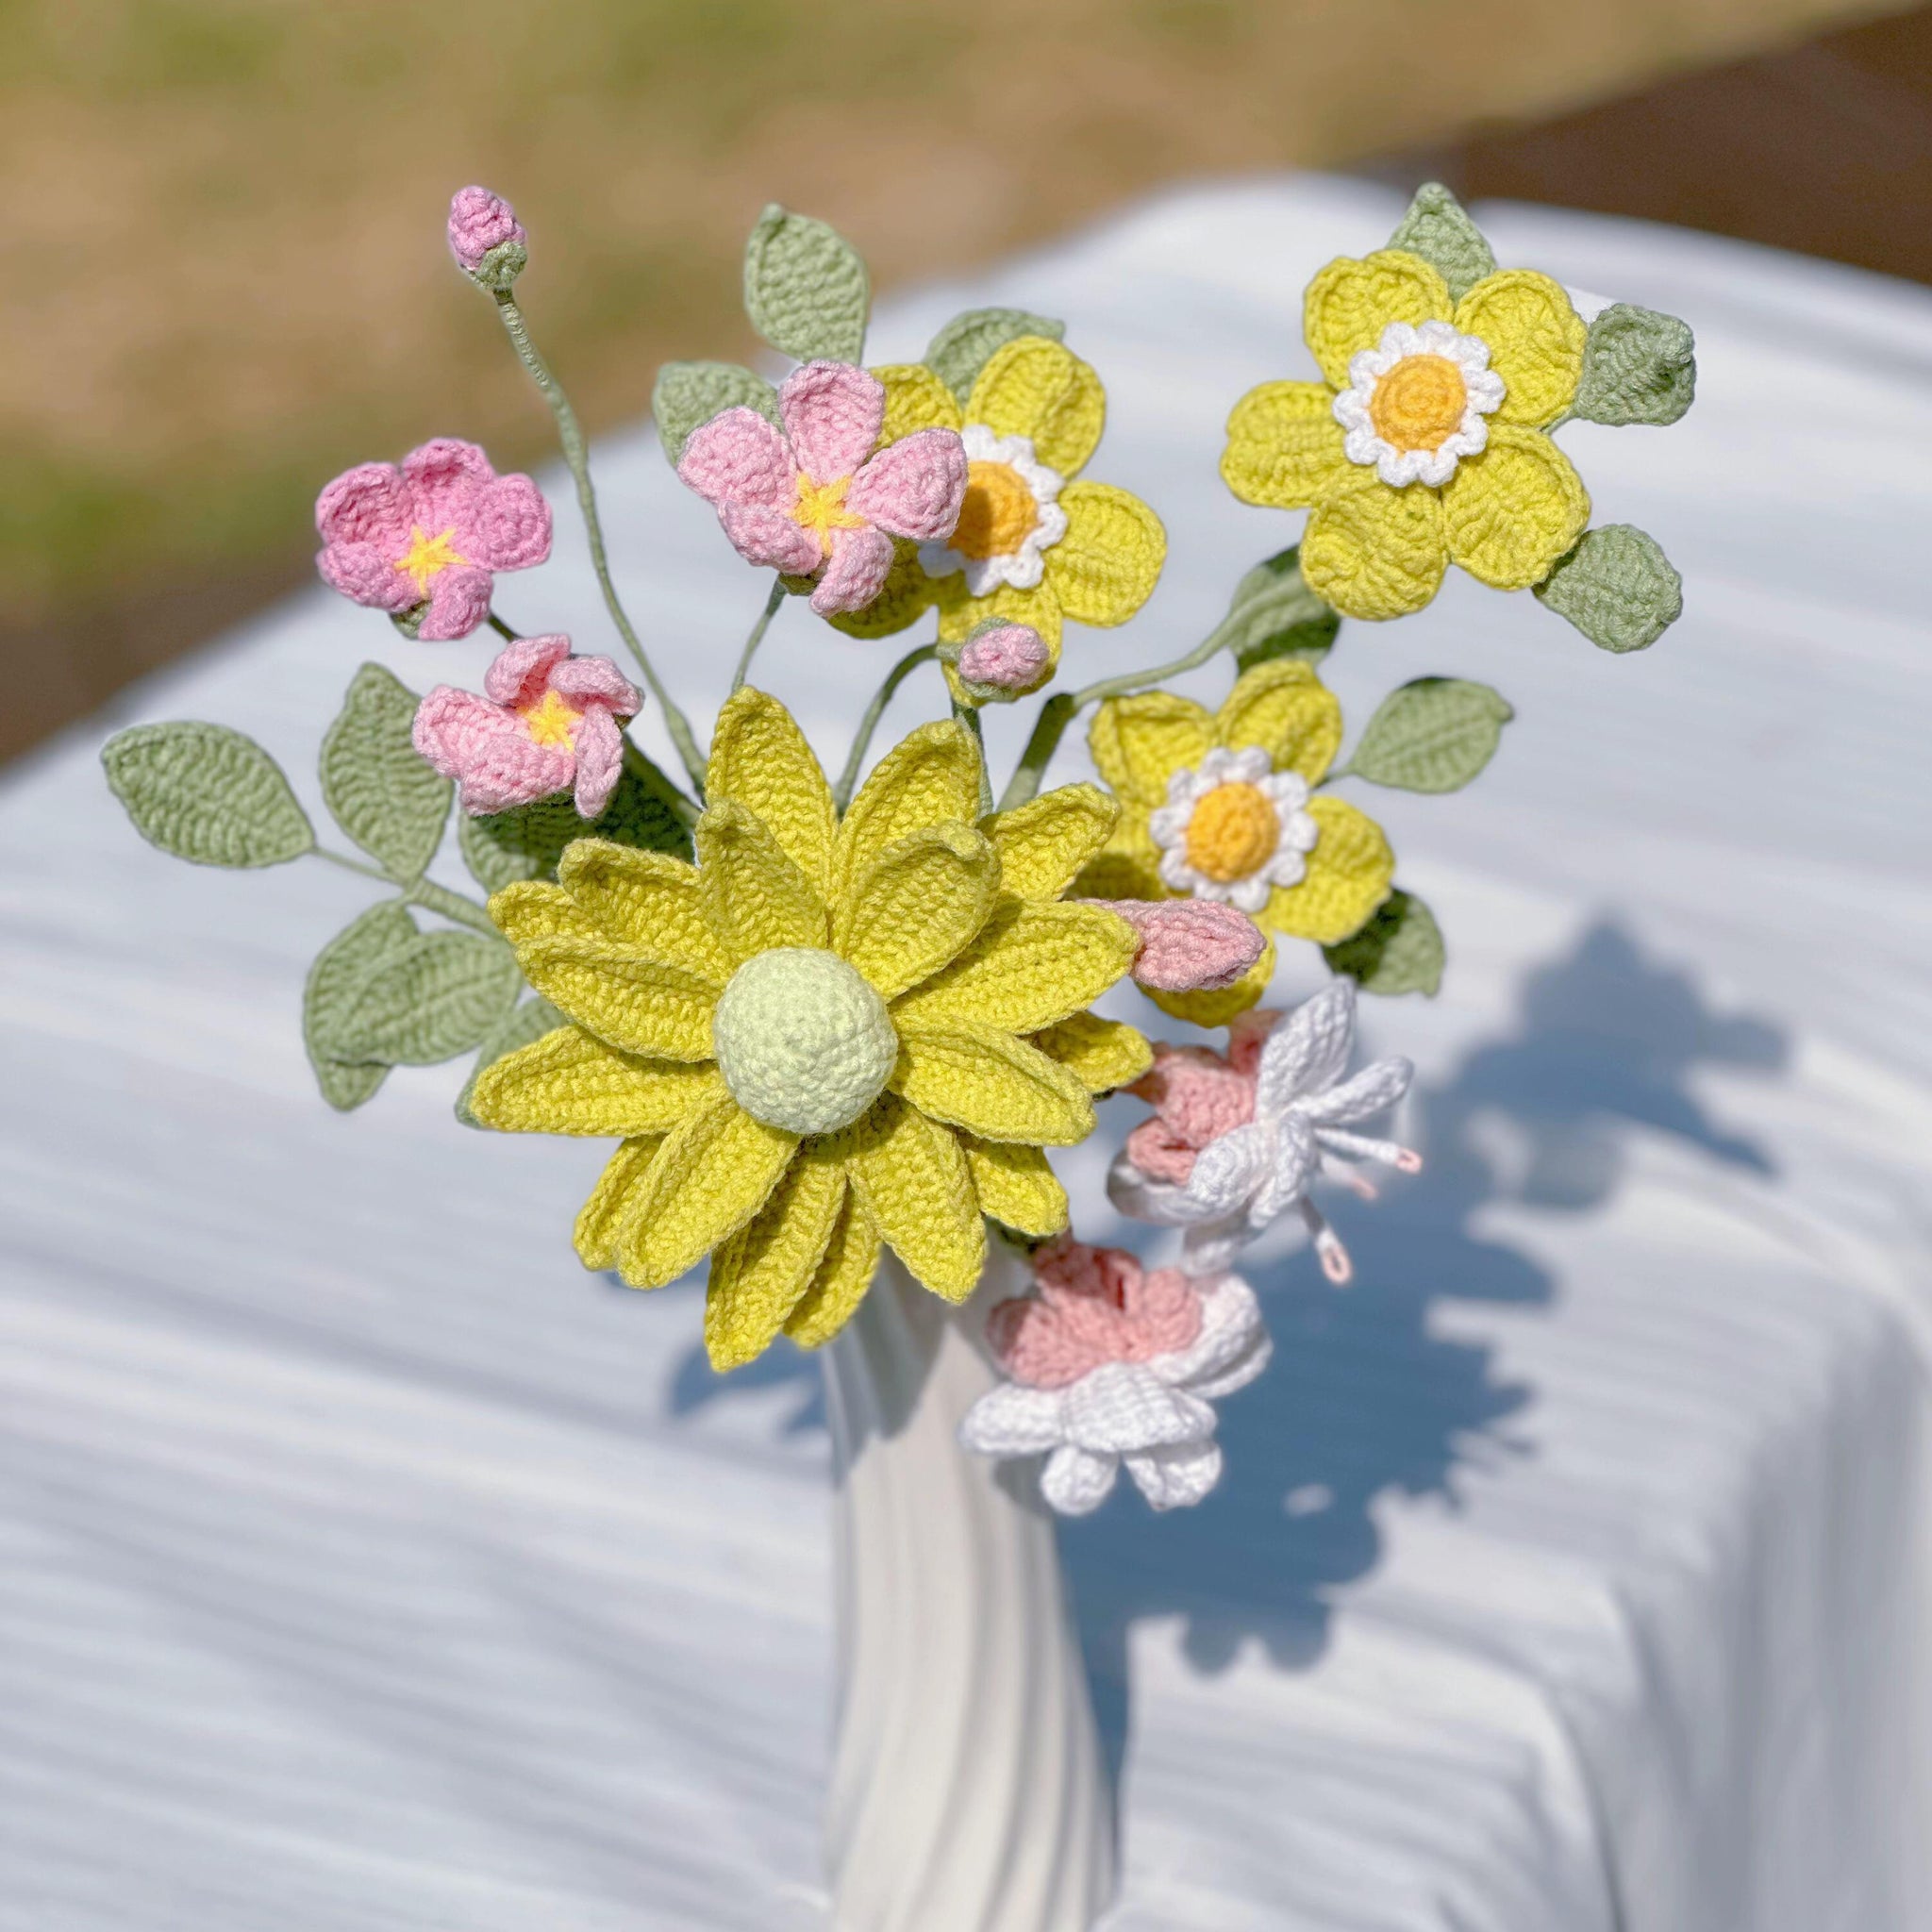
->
1184;782;1280;883
951;459;1040;560
520;688;581;749
790;474;866;548
1368;355;1468;454
395;525;466;594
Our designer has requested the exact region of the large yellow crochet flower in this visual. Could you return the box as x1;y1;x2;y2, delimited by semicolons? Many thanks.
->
835;336;1166;693
469;689;1152;1369
1222;251;1591;621
1081;659;1393;966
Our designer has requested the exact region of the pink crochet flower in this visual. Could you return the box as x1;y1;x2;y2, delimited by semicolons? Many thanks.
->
412;635;641;819
1089;898;1267;993
676;361;967;616
1123;1026;1277;1185
447;186;525;275
315;439;552;641
986;1237;1204;1391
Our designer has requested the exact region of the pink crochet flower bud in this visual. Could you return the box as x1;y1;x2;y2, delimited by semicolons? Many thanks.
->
986;1237;1204;1389
447;186;526;290
1084;898;1266;992
950;620;1052;702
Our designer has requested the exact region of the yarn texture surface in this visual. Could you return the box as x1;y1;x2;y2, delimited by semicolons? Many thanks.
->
446;186;526;288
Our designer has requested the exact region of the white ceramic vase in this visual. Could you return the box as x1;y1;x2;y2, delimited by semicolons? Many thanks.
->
820;1245;1115;1932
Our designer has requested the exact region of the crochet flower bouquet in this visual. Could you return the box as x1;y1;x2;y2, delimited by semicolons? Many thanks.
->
101;181;1691;1922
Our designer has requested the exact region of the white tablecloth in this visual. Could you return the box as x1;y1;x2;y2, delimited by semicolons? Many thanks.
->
6;176;1932;1931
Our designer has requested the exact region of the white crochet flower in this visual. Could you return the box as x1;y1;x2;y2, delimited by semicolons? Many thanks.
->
1147;745;1318;913
1108;979;1419;1283
959;1274;1272;1515
918;425;1069;595
1332;319;1506;488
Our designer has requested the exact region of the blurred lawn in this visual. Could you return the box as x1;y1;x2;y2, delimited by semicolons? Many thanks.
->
1;0;1904;756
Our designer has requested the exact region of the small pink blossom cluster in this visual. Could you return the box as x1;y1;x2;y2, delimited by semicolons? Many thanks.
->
986;1237;1205;1391
447;186;526;288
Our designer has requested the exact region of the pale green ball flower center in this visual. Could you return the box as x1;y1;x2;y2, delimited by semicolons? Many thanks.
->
711;946;898;1136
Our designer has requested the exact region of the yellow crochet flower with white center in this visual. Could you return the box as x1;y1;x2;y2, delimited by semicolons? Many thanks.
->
834;336;1166;696
468;688;1153;1369
1221;251;1591;621
1080;659;1393;1008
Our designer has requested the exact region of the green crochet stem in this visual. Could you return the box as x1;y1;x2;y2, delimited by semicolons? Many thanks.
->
833;643;939;811
489;289;708;797
731;576;788;693
486;610;520;641
953;700;993;817
996;607;1261;813
316;845;502;938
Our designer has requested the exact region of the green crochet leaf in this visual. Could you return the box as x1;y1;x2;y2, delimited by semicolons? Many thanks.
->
1572;305;1696;426
743;205;869;364
303;898;419;1110
1535;525;1683;653
924;308;1067;402
316;928;521;1066
319;662;450;881
1219;545;1340;672
1324;890;1443;997
455;994;565;1128
653;359;781;466
1345;677;1513;792
1388;183;1496;301
458;763;691;894
102;721;313;868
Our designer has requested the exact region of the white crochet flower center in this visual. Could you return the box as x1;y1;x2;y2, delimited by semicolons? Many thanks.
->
918;425;1069;597
1332;319;1506;489
1146;744;1317;915
710;947;896;1135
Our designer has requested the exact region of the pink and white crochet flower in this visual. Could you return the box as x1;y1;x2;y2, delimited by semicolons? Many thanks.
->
676;362;967;616
315;439;552;641
961;1237;1271;1515
413;635;641;819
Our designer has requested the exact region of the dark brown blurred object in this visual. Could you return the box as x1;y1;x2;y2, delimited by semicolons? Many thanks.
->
1457;7;1932;283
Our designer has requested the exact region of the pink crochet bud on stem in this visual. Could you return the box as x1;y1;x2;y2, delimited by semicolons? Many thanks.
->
447;185;526;289
950;620;1052;703
1086;898;1267;993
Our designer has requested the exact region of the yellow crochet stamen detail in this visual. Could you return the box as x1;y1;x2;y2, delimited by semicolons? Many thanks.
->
395;525;466;593
1184;782;1281;883
791;474;866;548
520;687;581;748
951;459;1040;560
1369;355;1468;453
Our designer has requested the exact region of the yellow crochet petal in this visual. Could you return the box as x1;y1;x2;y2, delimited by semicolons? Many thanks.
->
893;899;1139;1034
1030;1012;1154;1094
1047;483;1165;628
838;822;1000;999
1266;798;1393;944
784;1187;882;1349
517;938;718;1061
1303;250;1453;390
874;361;962;441
705;688;837;893
1144;934;1275;1025
960;1138;1068;1238
982;784;1118;901
1072;840;1164;905
835;718;982;899
695;798;829;965
1301;473;1448;621
894;1019;1095;1146
468;1024;716;1136
1441;425;1591;591
1220;380;1352;509
574;1135;663;1271
615;1087;798;1290
1455;270;1585;429
705;1148;846;1369
966;336;1105;476
1214;659;1344;784
847;1094;985;1304
935;577;1062;649
554;843;730;982
823;539;936;641
490;880;611;952
1088;691;1214;807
